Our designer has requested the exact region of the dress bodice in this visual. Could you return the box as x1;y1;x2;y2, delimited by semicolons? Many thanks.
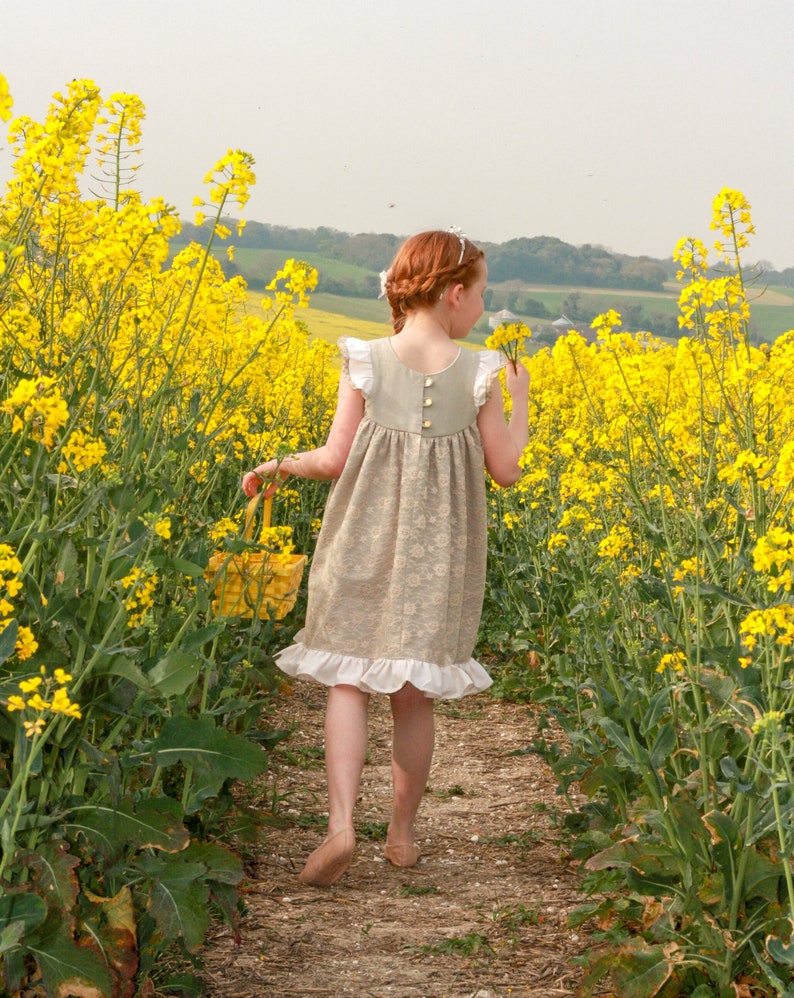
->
364;338;480;437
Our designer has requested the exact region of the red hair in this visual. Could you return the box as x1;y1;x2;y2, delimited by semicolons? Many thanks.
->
383;230;484;333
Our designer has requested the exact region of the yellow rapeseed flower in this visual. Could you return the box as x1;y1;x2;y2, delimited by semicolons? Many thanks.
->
548;532;568;553
740;605;794;650
751;710;786;736
1;376;69;449
753;528;794;575
58;429;108;473
485;322;529;366
50;687;82;718
711;188;755;263
656;651;687;674
209;517;239;542
15;627;38;661
0;72;13;122
598;524;634;560
18;676;43;694
203;149;256;209
119;567;159;628
591;310;622;335
266;259;319;308
4;665;83;733
154;517;172;540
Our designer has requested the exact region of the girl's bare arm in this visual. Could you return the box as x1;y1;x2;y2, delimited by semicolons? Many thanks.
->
477;361;530;487
242;378;365;496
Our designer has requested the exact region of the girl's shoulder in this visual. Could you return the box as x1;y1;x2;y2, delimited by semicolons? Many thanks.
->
338;335;373;359
473;348;506;407
338;336;379;396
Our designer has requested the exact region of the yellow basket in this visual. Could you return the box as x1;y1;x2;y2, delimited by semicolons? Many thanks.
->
205;496;307;620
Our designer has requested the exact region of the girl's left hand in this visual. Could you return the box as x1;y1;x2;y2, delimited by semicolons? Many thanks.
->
505;358;530;399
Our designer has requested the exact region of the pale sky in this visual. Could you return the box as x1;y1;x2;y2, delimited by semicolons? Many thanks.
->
3;0;794;267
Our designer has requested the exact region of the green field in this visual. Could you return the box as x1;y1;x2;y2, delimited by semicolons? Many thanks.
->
234;247;377;287
310;292;392;324
237;247;794;344
242;292;390;352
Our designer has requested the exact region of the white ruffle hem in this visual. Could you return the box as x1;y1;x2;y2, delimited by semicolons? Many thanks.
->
276;633;493;700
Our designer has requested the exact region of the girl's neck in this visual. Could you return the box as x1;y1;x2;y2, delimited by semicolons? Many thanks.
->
391;308;460;373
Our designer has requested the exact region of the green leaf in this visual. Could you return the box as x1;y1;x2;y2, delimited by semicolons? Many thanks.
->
150;554;206;578
665;797;704;863
642;688;672;732
528;683;558;703
744;847;783;902
585;836;642;871
609;939;681;998
626;866;682;897
151;714;267;792
69;796;189;858
699;581;749;602
136;853;210;951
703;809;739;847
27;921;114;997
719;755;755;793
80;885;139;989
698;669;737;708
109;483;153;514
0;619;18;666
599;717;649;770
148;651;203;697
183;840;243;886
0;893;47;953
53;537;80;594
93;653;153;690
0;922;26;956
22;841;80;908
648;722;676;770
208;880;241;935
767;927;794;966
703;810;740;908
182;622;226;652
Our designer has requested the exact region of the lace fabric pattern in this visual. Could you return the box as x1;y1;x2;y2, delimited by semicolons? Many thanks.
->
276;337;504;700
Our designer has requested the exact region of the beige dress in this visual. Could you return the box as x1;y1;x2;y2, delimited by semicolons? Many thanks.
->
275;336;504;699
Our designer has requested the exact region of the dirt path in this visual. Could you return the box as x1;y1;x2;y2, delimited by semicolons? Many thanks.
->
201;683;598;997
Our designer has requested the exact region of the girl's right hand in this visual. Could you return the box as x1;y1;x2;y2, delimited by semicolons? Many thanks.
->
241;460;285;498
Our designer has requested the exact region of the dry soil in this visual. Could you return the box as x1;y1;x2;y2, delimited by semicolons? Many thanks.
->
201;682;601;998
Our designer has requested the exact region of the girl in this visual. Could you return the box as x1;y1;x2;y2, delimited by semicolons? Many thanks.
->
242;228;529;887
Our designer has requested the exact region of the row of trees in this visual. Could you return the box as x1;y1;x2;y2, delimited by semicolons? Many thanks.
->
178;220;793;289
484;235;667;290
174;220;670;291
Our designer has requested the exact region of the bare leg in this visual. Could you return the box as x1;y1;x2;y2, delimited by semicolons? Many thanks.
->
324;683;370;836
387;683;435;848
298;684;369;886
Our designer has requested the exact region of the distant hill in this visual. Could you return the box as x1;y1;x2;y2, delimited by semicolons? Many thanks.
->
173;220;794;343
174;218;794;290
174;219;671;293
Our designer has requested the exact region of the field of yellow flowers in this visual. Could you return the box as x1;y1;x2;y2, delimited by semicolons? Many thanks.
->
2;72;794;998
484;195;794;995
0;77;338;995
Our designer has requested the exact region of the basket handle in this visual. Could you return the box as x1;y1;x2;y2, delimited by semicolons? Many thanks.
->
243;494;274;543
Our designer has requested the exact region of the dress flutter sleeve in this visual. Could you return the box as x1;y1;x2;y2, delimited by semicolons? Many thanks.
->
473;349;506;407
338;337;374;398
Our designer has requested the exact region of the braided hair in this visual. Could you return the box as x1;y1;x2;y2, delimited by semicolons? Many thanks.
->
383;230;484;333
